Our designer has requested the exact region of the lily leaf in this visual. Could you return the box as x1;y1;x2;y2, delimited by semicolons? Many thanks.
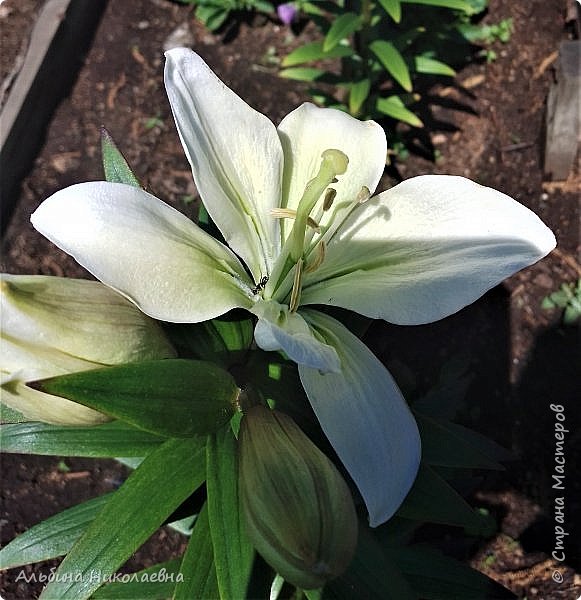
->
414;56;456;76
416;413;510;470
282;41;353;67
323;13;362;52
377;0;401;21
0;420;165;457
396;464;491;530
206;426;254;599
279;67;326;82
101;128;141;188
370;41;413;92
39;437;206;600
385;545;516;599
400;0;473;11
92;558;183;599
349;79;371;115
0;493;112;570
30;359;239;438
376;95;423;127
173;503;219;600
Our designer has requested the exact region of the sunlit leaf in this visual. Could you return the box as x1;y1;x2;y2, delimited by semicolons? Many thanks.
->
370;41;412;91
414;56;456;76
279;67;326;82
101;128;141;188
376;96;423;127
39;437;206;600
0;420;164;457
31;359;239;438
282;41;353;68
377;0;401;21
349;79;371;115
323;13;362;52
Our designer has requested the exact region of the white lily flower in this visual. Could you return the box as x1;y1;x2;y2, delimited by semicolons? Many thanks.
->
1;274;176;425
30;49;555;525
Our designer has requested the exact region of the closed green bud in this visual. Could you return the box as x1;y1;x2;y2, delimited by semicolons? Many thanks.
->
239;404;357;590
1;274;175;424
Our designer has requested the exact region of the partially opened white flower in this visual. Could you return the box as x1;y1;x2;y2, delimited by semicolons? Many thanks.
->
30;49;555;526
1;274;176;424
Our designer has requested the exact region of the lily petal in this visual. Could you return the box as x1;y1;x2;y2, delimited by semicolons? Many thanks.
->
1;274;175;365
302;175;556;324
31;182;253;322
277;103;387;238
164;48;284;280
300;310;421;526
251;300;341;373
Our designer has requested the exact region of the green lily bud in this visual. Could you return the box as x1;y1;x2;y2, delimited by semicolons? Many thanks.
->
1;274;176;424
239;404;357;590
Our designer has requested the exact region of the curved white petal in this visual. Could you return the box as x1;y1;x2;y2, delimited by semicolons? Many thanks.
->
1;339;109;425
251;300;340;373
1;274;175;365
302;175;556;324
299;310;421;526
31;182;254;323
164;48;283;280
277;103;387;238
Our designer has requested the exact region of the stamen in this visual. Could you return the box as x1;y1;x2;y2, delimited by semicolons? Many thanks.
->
270;208;297;220
356;186;371;204
289;259;303;313
323;188;336;211
305;240;326;273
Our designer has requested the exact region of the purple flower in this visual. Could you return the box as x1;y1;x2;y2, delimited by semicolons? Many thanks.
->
277;3;297;25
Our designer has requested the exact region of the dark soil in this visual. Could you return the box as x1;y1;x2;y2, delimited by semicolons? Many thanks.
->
1;0;579;598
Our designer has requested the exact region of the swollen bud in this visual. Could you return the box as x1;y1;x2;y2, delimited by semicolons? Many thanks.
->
239;405;357;590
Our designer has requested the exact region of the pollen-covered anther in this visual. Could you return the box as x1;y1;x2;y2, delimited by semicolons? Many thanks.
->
356;186;371;204
305;240;326;273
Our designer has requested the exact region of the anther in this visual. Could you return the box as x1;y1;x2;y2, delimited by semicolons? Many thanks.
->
289;259;303;313
305;240;326;273
323;189;336;211
356;186;371;204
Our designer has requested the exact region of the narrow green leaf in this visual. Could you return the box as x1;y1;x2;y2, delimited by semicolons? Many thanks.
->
0;401;27;423
376;96;423;127
416;414;508;470
206;426;254;599
0;420;164;457
370;40;413;91
0;494;112;570
166;314;254;368
377;0;401;22
279;67;326;82
385;546;515;599
39;437;206;600
101;128;141;188
414;56;456;76
325;527;417;599
31;359;239;438
92;558;183;599
173;503;219;600
349;79;371;115
396;464;488;529
323;13;362;52
282;41;353;68
400;0;472;12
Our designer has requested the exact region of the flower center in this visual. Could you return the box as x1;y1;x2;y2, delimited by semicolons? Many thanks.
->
264;149;348;306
